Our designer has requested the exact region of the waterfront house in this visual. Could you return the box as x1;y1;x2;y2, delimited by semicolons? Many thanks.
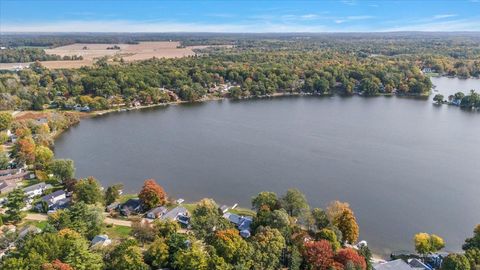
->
49;197;71;211
0;171;30;182
408;258;432;270
23;182;51;198
35;190;67;211
223;212;253;238
120;198;141;216
146;206;168;219
373;259;414;270
161;206;189;224
91;235;112;248
0;169;19;177
106;202;120;212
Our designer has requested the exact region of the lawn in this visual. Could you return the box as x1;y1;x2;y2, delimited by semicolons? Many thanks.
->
104;225;132;239
23;220;49;230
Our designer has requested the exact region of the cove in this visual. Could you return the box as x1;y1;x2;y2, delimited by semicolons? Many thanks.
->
54;77;480;256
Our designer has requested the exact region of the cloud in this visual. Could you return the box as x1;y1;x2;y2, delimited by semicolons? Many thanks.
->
433;14;457;19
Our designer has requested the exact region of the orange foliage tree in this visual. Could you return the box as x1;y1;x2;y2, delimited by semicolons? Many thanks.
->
42;259;74;270
303;240;335;270
334;248;367;270
139;179;167;210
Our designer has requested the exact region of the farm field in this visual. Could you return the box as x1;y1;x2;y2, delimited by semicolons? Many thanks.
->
0;41;200;69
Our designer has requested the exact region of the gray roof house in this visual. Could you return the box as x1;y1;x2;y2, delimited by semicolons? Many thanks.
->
374;259;414;270
161;206;189;224
408;258;432;270
146;206;168;219
0;180;17;194
35;190;67;211
23;182;51;198
223;212;253;238
120;198;141;216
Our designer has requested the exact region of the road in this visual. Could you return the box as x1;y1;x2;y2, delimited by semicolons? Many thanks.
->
25;213;132;227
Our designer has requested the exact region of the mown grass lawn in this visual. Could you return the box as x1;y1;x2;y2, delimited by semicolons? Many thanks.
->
104;225;132;239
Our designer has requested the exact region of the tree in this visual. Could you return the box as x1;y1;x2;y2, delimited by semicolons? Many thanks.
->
303;240;335;270
138;179;167;210
211;229;253;267
74;177;104;205
414;233;445;256
335;248;367;270
0;230;103;270
281;188;309;217
326;201;350;222
15;136;36;164
311;208;330;230
145;237;169;269
253;208;291;235
173;243;209;270
5;188;26;224
359;77;380;96
50;159;75;183
106;239;149;270
153;219;180;238
441;254;471;270
0;112;13;131
0;149;9;170
358;245;373;270
463;224;480;251
130;218;156;244
35;145;54;169
251;226;286;270
252;191;279;211
190;198;232;239
316;228;341;251
465;248;480;270
434;94;445;104
334;208;360;244
105;184;123;205
48;202;104;240
42;259;74;270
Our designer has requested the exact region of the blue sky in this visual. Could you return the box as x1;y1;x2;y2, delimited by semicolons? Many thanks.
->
1;0;480;32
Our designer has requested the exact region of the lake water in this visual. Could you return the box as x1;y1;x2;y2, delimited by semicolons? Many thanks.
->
54;77;480;256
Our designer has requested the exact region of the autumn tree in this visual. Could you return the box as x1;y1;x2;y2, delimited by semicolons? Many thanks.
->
335;248;367;270
413;233;445;256
326;200;350;222
74;177;104;205
42;259;74;270
211;229;253;268
281;188;309;217
35;145;54;169
251;226;286;270
15;136;36;164
0;112;13;131
138;178;167;210
190;198;232;239
173;243;209;270
303;240;335;270
334;208;360;244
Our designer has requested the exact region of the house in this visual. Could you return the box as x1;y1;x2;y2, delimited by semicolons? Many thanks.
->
49;197;71;211
373;259;414;270
23;182;51;198
223;212;253;238
0;171;30;182
0;169;19;177
408;258;432;270
120;198;141;216
35;190;67;211
0;180;17;194
91;235;112;248
161;206;189;223
106;202;120;212
146;206;168;219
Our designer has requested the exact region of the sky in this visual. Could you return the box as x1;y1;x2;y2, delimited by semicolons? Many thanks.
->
1;0;480;33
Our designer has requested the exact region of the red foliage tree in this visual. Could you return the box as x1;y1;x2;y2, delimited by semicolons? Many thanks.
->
334;248;367;270
139;178;167;210
303;240;335;270
42;259;74;270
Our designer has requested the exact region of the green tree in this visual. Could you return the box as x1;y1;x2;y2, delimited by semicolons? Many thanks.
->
0;112;13;131
414;233;445;256
251;226;286;270
5;188;26;224
74;177;104;205
464;225;480;250
252;191;279;211
50;159;75;183
173;243;209;270
317;228;341;251
106;239;149;270
190;198;232;239
434;94;445;104
311;208;330;230
105;184;123;205
145;237;169;269
442;254;471;270
35;145;54;169
154;219;180;238
281;188;309;217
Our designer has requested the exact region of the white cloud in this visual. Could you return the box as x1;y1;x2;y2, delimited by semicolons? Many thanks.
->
433;14;457;19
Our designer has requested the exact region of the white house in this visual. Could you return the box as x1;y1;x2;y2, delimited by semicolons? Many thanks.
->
23;182;50;198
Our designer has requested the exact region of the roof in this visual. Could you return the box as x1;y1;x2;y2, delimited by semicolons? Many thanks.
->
122;198;141;209
147;206;167;216
162;206;187;220
0;172;29;182
408;259;431;270
0;169;19;176
223;212;242;225
0;180;16;191
41;190;66;201
23;182;47;193
374;259;413;270
91;235;109;245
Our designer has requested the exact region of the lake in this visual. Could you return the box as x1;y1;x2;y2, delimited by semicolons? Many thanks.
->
54;77;480;256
